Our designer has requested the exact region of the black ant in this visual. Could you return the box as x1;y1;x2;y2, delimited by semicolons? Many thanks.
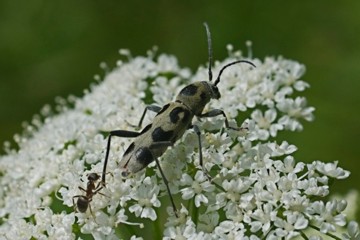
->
72;173;106;215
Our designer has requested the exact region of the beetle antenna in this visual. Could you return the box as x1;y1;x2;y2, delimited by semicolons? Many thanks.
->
203;22;213;82
214;60;256;86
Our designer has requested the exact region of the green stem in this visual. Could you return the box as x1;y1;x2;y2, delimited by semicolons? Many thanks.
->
212;180;225;192
309;224;341;240
191;197;199;226
299;230;309;240
154;207;161;240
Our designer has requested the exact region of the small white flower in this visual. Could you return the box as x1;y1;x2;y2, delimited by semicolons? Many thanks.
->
180;171;215;207
164;217;197;240
197;211;219;233
251;109;283;140
272;212;308;239
128;176;161;221
277;97;315;131
314;160;350;179
342;221;360;240
269;141;298;157
116;208;144;228
214;220;248;240
307;200;347;233
249;203;276;233
164;204;189;229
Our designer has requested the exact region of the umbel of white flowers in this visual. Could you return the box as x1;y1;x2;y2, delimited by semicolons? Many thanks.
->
0;46;358;240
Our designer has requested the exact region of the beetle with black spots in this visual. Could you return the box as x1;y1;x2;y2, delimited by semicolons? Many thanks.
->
100;23;255;217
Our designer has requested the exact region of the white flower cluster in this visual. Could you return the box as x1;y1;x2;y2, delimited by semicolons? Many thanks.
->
0;47;358;239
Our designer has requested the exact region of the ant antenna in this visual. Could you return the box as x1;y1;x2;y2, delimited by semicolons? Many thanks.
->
203;22;213;82
214;60;256;86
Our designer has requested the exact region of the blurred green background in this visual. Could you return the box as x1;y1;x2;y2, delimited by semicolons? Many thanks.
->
1;0;359;200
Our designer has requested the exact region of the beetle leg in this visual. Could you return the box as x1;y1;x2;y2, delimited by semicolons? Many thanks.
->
153;156;179;218
102;130;142;185
128;105;161;129
199;109;241;130
191;125;203;166
191;125;212;181
148;141;178;217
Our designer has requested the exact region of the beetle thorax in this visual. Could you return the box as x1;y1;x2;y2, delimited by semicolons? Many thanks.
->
176;81;220;115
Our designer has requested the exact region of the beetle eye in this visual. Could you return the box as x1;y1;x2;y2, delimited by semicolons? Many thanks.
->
211;86;221;98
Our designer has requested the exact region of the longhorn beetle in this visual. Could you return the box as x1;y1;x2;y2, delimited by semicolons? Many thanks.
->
101;23;255;217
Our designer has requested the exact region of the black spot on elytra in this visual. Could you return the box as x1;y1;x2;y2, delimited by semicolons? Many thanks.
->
169;106;191;124
169;107;184;123
152;127;174;142
180;84;198;96
123;142;135;156
156;103;170;116
135;147;153;166
182;109;191;123
140;123;152;134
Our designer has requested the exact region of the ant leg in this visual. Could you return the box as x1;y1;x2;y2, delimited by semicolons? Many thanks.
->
87;200;97;222
199;109;242;130
93;184;107;198
93;184;110;200
102;130;141;185
149;141;178;218
72;196;79;211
